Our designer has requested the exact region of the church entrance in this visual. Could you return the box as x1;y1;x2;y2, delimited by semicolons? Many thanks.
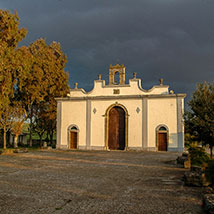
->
69;126;78;149
70;132;77;149
108;106;125;150
157;126;168;151
158;133;167;151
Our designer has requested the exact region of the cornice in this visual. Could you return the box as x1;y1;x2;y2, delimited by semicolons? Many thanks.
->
55;93;186;102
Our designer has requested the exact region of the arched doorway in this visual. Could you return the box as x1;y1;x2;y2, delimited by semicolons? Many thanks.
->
157;126;168;151
68;126;79;149
108;106;125;150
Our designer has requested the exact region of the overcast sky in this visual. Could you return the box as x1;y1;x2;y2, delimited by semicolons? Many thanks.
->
1;0;214;104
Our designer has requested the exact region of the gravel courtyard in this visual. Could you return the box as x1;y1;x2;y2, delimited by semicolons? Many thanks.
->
0;150;204;214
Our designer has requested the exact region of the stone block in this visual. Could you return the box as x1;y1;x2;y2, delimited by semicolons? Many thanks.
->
203;194;214;214
191;165;203;172
182;152;189;157
177;153;190;169
184;170;210;187
184;159;191;169
177;156;188;165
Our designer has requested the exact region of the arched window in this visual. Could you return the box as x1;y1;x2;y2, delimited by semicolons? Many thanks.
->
159;126;167;131
70;126;78;131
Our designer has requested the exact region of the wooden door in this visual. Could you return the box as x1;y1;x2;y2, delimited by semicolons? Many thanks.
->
108;107;125;150
158;133;167;151
70;131;77;149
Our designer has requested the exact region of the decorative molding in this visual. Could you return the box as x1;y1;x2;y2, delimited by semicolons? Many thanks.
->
104;84;130;88
74;82;78;89
136;107;140;113
67;124;80;132
109;64;125;69
93;108;97;114
113;89;120;94
109;64;126;85
55;94;186;101
105;103;128;151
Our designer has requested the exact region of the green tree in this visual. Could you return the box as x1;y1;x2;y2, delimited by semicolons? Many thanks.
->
32;105;46;147
185;82;214;158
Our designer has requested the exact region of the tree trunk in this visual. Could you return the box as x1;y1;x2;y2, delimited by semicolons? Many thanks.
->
45;135;49;144
3;127;6;149
50;131;53;145
14;135;18;148
39;134;43;147
9;133;13;147
29;107;33;147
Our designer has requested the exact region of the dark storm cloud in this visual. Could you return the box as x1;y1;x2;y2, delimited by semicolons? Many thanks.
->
1;0;214;102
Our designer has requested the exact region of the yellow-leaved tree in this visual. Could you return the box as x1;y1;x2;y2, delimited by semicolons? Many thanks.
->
0;10;27;149
0;10;69;148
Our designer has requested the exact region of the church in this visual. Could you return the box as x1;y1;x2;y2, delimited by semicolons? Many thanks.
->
56;64;186;152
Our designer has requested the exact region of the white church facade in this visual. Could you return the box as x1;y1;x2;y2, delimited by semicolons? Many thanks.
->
56;64;186;152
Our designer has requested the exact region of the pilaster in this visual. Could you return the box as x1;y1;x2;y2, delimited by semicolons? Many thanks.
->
177;97;184;151
86;100;91;149
56;101;62;147
142;98;148;148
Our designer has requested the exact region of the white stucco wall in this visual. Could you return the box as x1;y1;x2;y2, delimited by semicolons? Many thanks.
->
59;101;87;148
56;66;185;151
58;98;144;149
147;98;178;150
57;95;184;151
90;99;143;148
90;100;105;148
69;79;169;98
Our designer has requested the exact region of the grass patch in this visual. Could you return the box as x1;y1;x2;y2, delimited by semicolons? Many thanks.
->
55;207;62;210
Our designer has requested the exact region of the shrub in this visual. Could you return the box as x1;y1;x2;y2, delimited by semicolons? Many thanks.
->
205;159;214;185
188;146;210;167
184;133;198;149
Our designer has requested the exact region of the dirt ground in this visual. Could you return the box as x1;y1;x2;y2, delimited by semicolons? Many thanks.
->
0;150;204;214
